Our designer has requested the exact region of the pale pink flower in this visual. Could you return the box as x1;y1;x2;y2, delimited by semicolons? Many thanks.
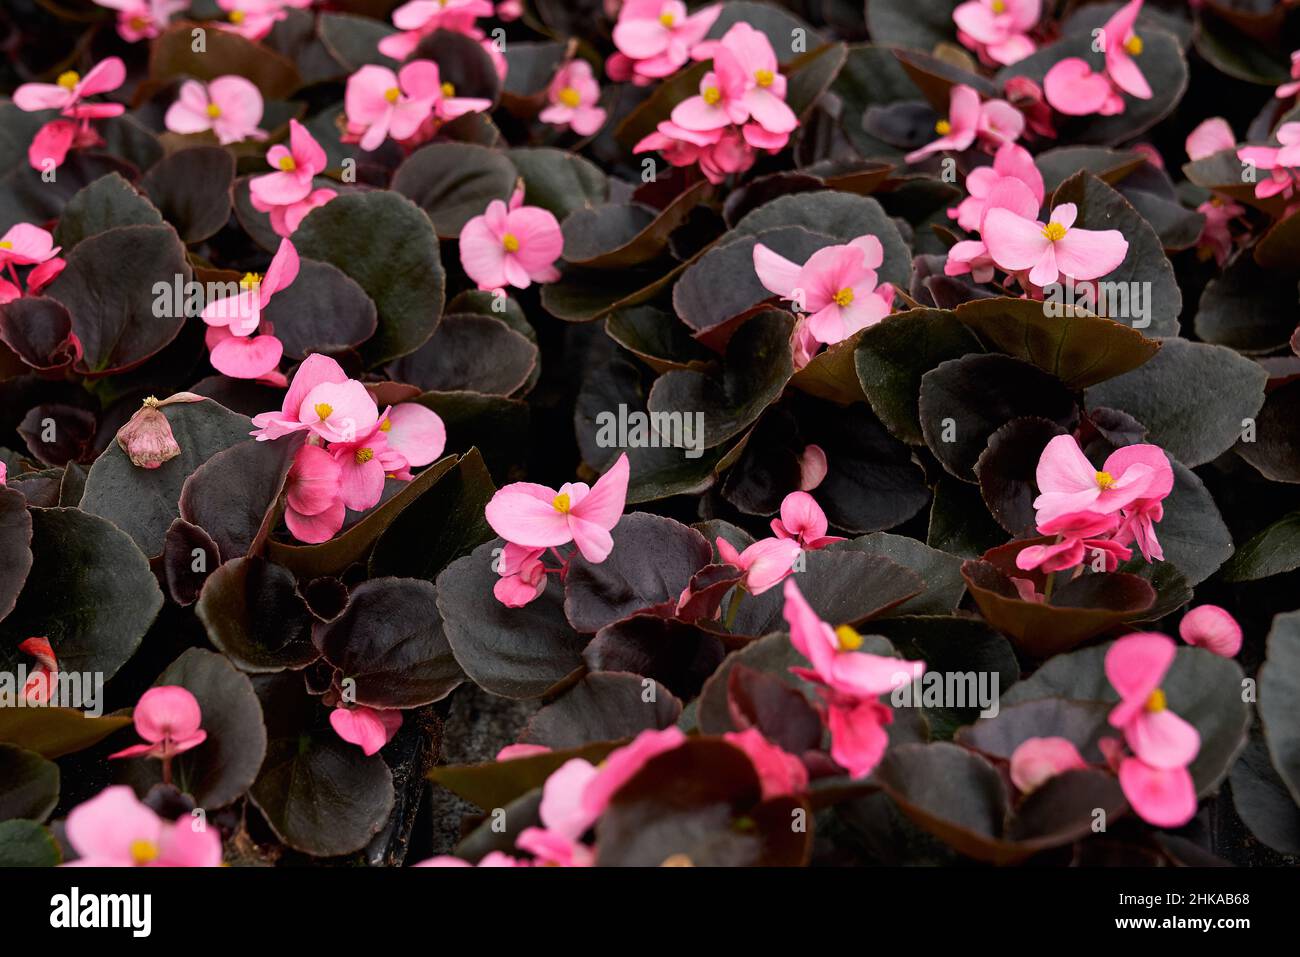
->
1106;632;1201;771
716;536;802;596
1031;435;1162;526
327;414;408;512
297;379;380;444
1102;0;1152;100
250;354;349;440
284;444;345;544
109;686;207;760
63;786;222;867
1178;605;1243;658
92;0;187;42
608;0;721;86
484;453;629;563
712;22;798;137
949;141;1043;233
12;57;126;119
516;757;601;867
1043;58;1124;117
1009;736;1087;793
633;120;760;184
0;224;60;268
983;201;1128;286
1108;445;1174;563
330;705;403;756
579;727;686;819
1237;123;1300;200
953;0;1040;66
1185;117;1235;161
540;59;607;136
493;543;548;607
249;119;327;209
459;188;563;290
201;238;299;339
752;235;893;345
798;444;828;491
496;743;551;760
345;61;440;152
164;76;267;145
217;0;290;41
669;47;749;133
378;0;495;61
770;491;844;550
905;84;1023;163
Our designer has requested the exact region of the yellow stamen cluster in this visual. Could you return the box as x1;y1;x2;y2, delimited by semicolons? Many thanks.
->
552;492;571;514
206;103;223;119
229;10;245;25
0;241;12;250
57;71;80;91
935;119;952;136
659;12;676;27
278;155;296;171
379;419;392;432
130;840;159;865
384;87;401;104
1042;221;1068;242
702;86;722;106
834;624;864;651
832;287;855;307
1125;35;1143;56
441;82;456;98
314;402;334;420
755;69;775;88
239;271;262;291
992;0;1006;12
355;448;374;464
558;86;582;108
1095;470;1115;489
1145;688;1167;713
502;232;520;253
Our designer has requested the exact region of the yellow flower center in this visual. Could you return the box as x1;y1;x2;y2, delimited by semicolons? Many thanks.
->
229;10;245;24
57;71;80;91
834;624;864;651
130;840;160;865
278;155;296;171
0;241;11;250
702;86;721;106
832;287;854;307
379;419;392;432
206;103;223;118
991;0;1006;12
384;86;401;104
355;447;374;464
935;119;952;136
502;232;520;253
659;12;676;27
441;82;456;98
755;69;775;88
1145;688;1166;713
240;271;262;291
1042;221;1068;242
314;403;334;420
1125;34;1143;56
552;492;571;514
1095;470;1115;489
559;86;581;108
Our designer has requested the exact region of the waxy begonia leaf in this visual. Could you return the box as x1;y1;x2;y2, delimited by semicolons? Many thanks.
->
1195;247;1300;353
976;417;1069;536
140;147;235;245
0;486;33;622
1230;733;1300;855
196;557;318;673
316;12;397;70
0;744;58;823
1260;611;1300;805
179;437;298;563
956;699;1115;764
519;671;682;749
0;820;60;866
829;534;965;615
53;172;162;250
392;142;517;239
506;148;609;220
583;616;728;701
1236;379;1300;483
150;22;302;99
388;314;537;396
1222;511;1300;581
0;297;80;372
262;258;377;360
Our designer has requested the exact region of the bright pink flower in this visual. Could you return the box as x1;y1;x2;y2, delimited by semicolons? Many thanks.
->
579;726;686;820
328;415;407;512
378;0;494;60
950;141;1044;233
345;61;441;152
1015;509;1131;573
0;224;60;268
330;705;403;756
13;57;126;119
484;453;629;563
540;59;607;136
905;84;1023;163
723;728;809;798
63;786;223;867
1194;197;1244;266
1118;757;1197;828
1276;50;1300;99
717;536;802;596
1179;605;1243;658
783;578;925;700
752;235;892;345
1043;58;1124;117
460;188;563;290
1186;117;1235;161
109;686;207;761
201;237;299;339
670;46;749;133
204;326;285;381
983;201;1128;286
1009;736;1087;793
633;120;760;184
798;444;828;491
269;188;337;238
164;76;267;145
284;444;345;544
1032;435;1161;525
1105;632;1201;770
945;239;998;283
18;637;57;704
493;543;548;607
1102;0;1152;100
497;743;551;760
217;0;289;41
1107;444;1173;562
92;0;186;42
770;491;844;550
249;120;327;209
822;694;896;779
609;0;721;85
251;354;348;440
1238;123;1300;199
953;0;1040;66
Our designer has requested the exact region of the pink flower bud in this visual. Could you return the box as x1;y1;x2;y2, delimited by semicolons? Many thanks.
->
116;396;181;469
1178;605;1243;658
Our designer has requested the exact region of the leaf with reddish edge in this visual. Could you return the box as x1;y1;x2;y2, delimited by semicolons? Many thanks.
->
196;557;318;673
583;616;727;701
387;315;537;396
976;417;1070;537
162;518;219;606
518;671;682;749
179;436;299;564
595;737;813;866
960;538;1156;659
727;663;824;755
955;698;1115;764
391;142;516;239
0;298;80;372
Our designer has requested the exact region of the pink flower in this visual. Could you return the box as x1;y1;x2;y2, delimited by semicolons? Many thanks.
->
1276;50;1300;99
540;60;607;136
1015;509;1131;573
983;201;1128;286
516;757;601;866
330;705;403;756
1004;75;1055;137
752;235;893;345
493;543;548;607
384;403;446;468
497;743;551;760
949;141;1044;233
250;354;349;440
1237;123;1300;200
164;76;267;145
723;728;808;798
716;536;802;596
201;238;299;339
669;46;750;133
92;0;186;42
1106;633;1200;770
217;0;290;41
460;188;563;290
1109;446;1174;563
284;444;345;544
1195;197;1244;266
413;851;526;866
798;444;828;491
905;84;1023;163
327;415;408;512
1178;605;1243;658
783;578;925;700
13;58;126;119
713;22;798;137
953;0;1040;66
1009;736;1087;793
18;637;57;704
608;0;721;86
63;786;223;867
0;224;60;268
345;61;441;152
1117;756;1197;828
945;171;1041;286
1043;58;1124;117
249;119;327;209
770;491;844;550
1185;117;1235;161
633;121;760;184
109;686;207;760
1031;435;1163;525
1102;0;1152;100
484;453;629;563
378;0;495;61
579;726;686;820
297;378;380;444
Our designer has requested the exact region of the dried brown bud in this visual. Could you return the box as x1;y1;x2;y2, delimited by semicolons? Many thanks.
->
116;396;181;470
